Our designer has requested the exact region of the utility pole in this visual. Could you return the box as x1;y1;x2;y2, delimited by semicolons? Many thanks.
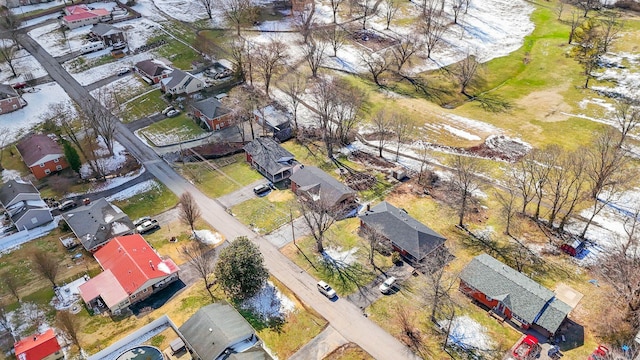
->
290;208;298;249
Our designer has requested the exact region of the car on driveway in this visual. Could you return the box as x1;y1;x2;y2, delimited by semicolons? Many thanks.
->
136;219;160;234
58;200;77;211
379;276;397;294
117;68;130;76
166;109;180;118
161;106;174;115
317;281;337;299
133;216;152;227
253;184;271;196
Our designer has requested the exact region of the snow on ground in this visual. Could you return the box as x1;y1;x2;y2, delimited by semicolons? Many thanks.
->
438;315;494;352
193;229;223;245
5;302;51;337
443;113;502;134
152;0;212;23
0;40;48;83
90;74;149;101
1;169;22;182
73;167;146;195
593;51;640;101
240;281;296;321
0;82;74;143
28;22;92;57
65;51;151;86
106;179;160;201
322;246;359;265
121;17;163;50
324;44;369;74
79;139;129;178
0;217;60;253
441;124;481;141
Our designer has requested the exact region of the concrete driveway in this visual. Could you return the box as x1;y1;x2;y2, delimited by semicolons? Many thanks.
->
218;179;266;208
347;263;416;310
264;216;311;248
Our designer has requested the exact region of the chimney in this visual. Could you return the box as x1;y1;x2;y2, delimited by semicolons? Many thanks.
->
149;260;155;270
366;204;370;212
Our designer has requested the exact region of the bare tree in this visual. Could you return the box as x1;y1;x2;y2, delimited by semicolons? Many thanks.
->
555;2;565;20
495;187;518;236
321;25;347;57
358;0;378;29
179;192;202;233
393;115;412;161
392;35;420;73
0;7;21;44
294;2;316;44
89;88;118;155
510;158;537;215
312;77;339;157
451;0;466;24
299;198;341;253
303;40;327;77
220;0;257;36
197;0;215;19
0;41;18;78
254;39;288;96
181;241;217;300
453;51;480;96
419;248;455;322
600;12;623;52
614;98;640;146
573;0;600;17
1;271;20;301
360;50;391;86
396;305;425;355
335;90;364;146
571;18;605;88
329;0;345;23
32;249;59;287
546;150;587;228
568;10;582;44
56;311;82;351
282;74;307;132
449;155;484;228
420;6;448;59
383;0;400;29
372;109;393;157
229;38;248;81
531;145;561;220
360;224;389;267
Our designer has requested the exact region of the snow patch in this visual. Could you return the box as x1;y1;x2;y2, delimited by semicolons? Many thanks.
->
106;179;160;202
441;124;481;141
322;246;359;266
240;281;296;321
193;230;223;245
2;169;22;182
438;315;494;352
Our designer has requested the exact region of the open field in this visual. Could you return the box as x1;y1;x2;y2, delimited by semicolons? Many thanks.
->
139;113;207;146
122;89;168;123
231;190;300;234
112;181;178;220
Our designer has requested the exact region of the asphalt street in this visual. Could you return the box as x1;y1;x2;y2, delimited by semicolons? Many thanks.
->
18;33;419;359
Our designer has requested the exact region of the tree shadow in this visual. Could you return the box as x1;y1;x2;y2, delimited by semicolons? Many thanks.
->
472;93;513;113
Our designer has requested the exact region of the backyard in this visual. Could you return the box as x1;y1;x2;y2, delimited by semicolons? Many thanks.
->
139;114;208;146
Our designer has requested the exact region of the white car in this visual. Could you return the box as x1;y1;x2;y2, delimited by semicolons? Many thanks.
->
166;109;180;118
317;281;337;299
133;216;152;227
161;106;174;115
379;276;397;294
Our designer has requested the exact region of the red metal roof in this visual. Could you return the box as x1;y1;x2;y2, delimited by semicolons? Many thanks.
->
14;329;61;360
93;234;180;294
63;8;110;22
78;269;129;308
64;4;89;15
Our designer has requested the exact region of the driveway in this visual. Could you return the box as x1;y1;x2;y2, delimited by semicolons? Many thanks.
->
264;216;311;248
217;179;265;208
289;325;349;360
346;263;416;310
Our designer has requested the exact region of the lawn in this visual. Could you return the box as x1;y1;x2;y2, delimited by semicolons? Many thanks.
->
139;114;207;146
121;89;168;123
324;344;374;360
179;153;263;198
112;182;178;220
153;37;203;70
143;218;223;265
231;190;300;234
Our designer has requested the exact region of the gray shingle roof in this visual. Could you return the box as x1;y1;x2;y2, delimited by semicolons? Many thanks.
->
90;23;121;36
162;69;189;89
243;138;295;178
459;253;571;334
0;179;39;207
0;84;18;100
358;201;445;260
289;166;355;207
179;303;267;360
192;97;230;120
62;198;134;251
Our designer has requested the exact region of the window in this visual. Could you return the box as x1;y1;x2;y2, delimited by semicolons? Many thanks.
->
44;169;51;174
54;158;60;163
31;217;38;224
12;104;17;109
56;165;62;170
143;288;148;293
131;294;137;299
39;163;45;167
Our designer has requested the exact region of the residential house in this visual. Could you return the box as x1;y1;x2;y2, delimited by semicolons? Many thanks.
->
0;179;53;231
90;23;125;47
191;97;232;131
290;166;356;209
134;59;172;84
459;253;572;337
78;234;180;314
160;69;204;95
16;134;69;180
2;0;54;8
179;303;272;360
0;84;24;115
358;201;446;263
62;5;111;29
243;137;296;183
253;105;292;141
61;197;135;252
14;329;63;360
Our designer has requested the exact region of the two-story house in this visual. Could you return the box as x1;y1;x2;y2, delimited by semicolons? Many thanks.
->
16;134;69;180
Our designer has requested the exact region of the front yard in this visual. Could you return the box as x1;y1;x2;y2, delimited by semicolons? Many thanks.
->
121;89;168;123
139;114;208;146
231;190;301;234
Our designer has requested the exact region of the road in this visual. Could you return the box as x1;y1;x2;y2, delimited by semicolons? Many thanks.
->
17;33;419;359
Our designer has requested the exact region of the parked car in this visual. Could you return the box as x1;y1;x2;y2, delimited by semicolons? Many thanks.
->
133;216;152;227
11;82;26;90
58;200;77;211
588;345;609;360
253;184;271;196
161;106;174;115
511;335;539;360
317;281;336;299
379;276;397;294
117;67;130;76
166;109;180;118
136;219;160;234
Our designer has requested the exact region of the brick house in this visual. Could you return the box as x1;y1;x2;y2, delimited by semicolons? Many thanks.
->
16;134;69;180
459;253;572;337
0;84;24;115
14;329;63;360
78;234;180;314
134;59;172;84
191;97;232;131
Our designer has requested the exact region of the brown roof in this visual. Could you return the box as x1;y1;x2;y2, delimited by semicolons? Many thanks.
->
16;134;64;167
135;59;170;77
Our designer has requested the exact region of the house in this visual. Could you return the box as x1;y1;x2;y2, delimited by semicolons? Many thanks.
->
0;84;24;115
179;303;272;360
78;234;180;314
62;5;111;29
16;134;69;180
459;253;572;337
90;23;125;47
0;179;53;231
61;197;135;252
134;59;172;84
358;201;446;263
14;329;63;360
191;97;232;131
160;69;204;95
253;105;292;141
243;137;297;183
290;166;356;209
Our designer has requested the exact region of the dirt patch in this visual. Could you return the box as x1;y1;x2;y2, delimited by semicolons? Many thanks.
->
515;86;573;123
190;141;246;159
324;343;374;360
466;135;531;162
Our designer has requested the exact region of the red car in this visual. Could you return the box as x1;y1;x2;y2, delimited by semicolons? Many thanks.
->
11;82;26;89
588;345;609;360
512;335;539;360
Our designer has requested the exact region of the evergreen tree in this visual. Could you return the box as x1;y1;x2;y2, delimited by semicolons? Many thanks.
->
214;236;268;301
62;141;81;174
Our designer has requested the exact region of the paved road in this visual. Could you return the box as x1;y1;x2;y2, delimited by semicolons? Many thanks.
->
125;112;166;132
18;33;419;360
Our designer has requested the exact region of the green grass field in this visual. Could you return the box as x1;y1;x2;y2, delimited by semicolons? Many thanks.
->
231;190;300;234
112;182;179;220
121;89;168;123
139;114;207;146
